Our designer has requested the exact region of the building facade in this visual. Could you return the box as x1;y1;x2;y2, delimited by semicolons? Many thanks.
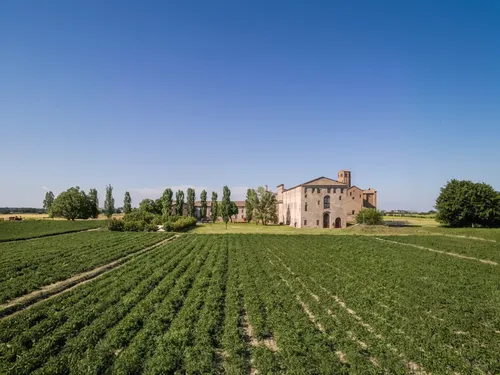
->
276;170;377;229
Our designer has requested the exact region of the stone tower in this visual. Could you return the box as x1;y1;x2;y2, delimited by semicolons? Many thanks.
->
337;170;351;187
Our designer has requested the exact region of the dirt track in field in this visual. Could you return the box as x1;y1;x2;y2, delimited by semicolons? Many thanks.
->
0;235;179;319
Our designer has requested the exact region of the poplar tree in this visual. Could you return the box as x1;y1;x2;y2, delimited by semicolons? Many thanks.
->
88;188;99;219
162;188;173;217
43;191;55;217
187;188;196;217
175;190;185;216
104;184;115;219
210;192;218;223
221;186;231;228
123;191;132;214
200;190;208;220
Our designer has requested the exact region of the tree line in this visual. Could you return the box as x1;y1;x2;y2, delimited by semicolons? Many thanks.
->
42;185;279;226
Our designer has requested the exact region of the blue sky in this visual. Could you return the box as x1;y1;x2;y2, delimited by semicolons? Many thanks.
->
1;1;499;210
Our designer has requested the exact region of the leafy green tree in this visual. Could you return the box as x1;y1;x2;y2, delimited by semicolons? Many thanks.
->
51;187;91;220
356;208;383;225
104;185;115;219
186;188;196;217
248;187;277;225
221;186;231;228
43;191;55;217
210;192;218;223
200;190;208;220
139;199;160;215
435;179;500;227
161;188;173;217
176;190;185;216
88;188;99;219
245;188;257;222
123;191;132;214
229;201;239;222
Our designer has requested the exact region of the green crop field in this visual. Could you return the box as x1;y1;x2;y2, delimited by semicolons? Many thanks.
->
0;220;105;242
0;231;171;305
0;233;499;374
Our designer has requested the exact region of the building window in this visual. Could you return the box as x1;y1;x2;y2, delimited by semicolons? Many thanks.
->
352;210;355;214
305;194;307;198
352;197;354;200
340;188;344;194
242;215;244;219
339;196;342;200
316;220;320;226
350;192;352;196
328;188;331;193
305;203;308;211
317;200;320;205
324;196;330;209
304;219;307;225
317;188;321;193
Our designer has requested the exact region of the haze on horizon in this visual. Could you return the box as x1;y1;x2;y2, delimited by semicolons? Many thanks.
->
1;1;499;211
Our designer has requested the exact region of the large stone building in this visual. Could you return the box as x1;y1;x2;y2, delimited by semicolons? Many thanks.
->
276;170;377;229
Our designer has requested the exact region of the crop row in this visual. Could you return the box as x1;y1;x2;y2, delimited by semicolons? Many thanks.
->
255;235;500;374
0;235;217;374
0;231;172;304
0;220;104;242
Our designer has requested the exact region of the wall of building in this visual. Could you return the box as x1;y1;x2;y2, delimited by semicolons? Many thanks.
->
280;187;303;227
301;186;347;228
345;186;364;222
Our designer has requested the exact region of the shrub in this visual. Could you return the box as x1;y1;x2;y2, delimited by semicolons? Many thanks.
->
123;221;145;232
356;208;383;225
163;216;197;232
145;223;159;232
123;211;155;224
108;218;125;231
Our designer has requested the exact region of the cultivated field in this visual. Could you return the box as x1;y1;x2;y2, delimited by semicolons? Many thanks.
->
0;231;171;306
0;232;499;374
0;220;104;242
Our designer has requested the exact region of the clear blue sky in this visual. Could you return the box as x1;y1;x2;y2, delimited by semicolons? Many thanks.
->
1;1;499;210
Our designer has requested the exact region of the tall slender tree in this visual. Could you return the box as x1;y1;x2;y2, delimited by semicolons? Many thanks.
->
245;188;256;222
248;187;278;225
104;184;115;219
88;188;99;219
43;191;55;217
162;188;173;217
175;190;185;216
123;191;132;214
221;186;231;228
200;190;208;220
210;192;218;223
186;188;196;217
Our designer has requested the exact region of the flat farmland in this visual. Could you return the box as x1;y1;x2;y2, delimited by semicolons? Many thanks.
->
0;220;104;242
0;234;499;374
0;231;171;305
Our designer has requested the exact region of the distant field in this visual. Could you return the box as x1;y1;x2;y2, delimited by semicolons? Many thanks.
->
0;231;171;304
0;220;105;241
0;213;124;221
0;234;499;374
382;215;439;227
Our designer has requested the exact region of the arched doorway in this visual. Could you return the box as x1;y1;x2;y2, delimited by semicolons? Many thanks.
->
334;217;342;228
323;212;330;228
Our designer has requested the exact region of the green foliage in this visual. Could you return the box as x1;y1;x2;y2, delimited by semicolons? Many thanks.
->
123;210;155;224
161;188;173;217
0;220;103;242
123;191;132;214
246;187;277;225
435;179;500;227
139;198;162;215
0;231;167;304
51;187;92;220
123;220;145;232
107;218;125;231
42;191;55;217
245;188;256;222
356;208;383;225
221;186;231;227
175;190;185;216
229;201;238;222
104;184;115;219
163;216;197;232
200;190;208;220
186;188;196;217
88;188;99;219
210;192;218;223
